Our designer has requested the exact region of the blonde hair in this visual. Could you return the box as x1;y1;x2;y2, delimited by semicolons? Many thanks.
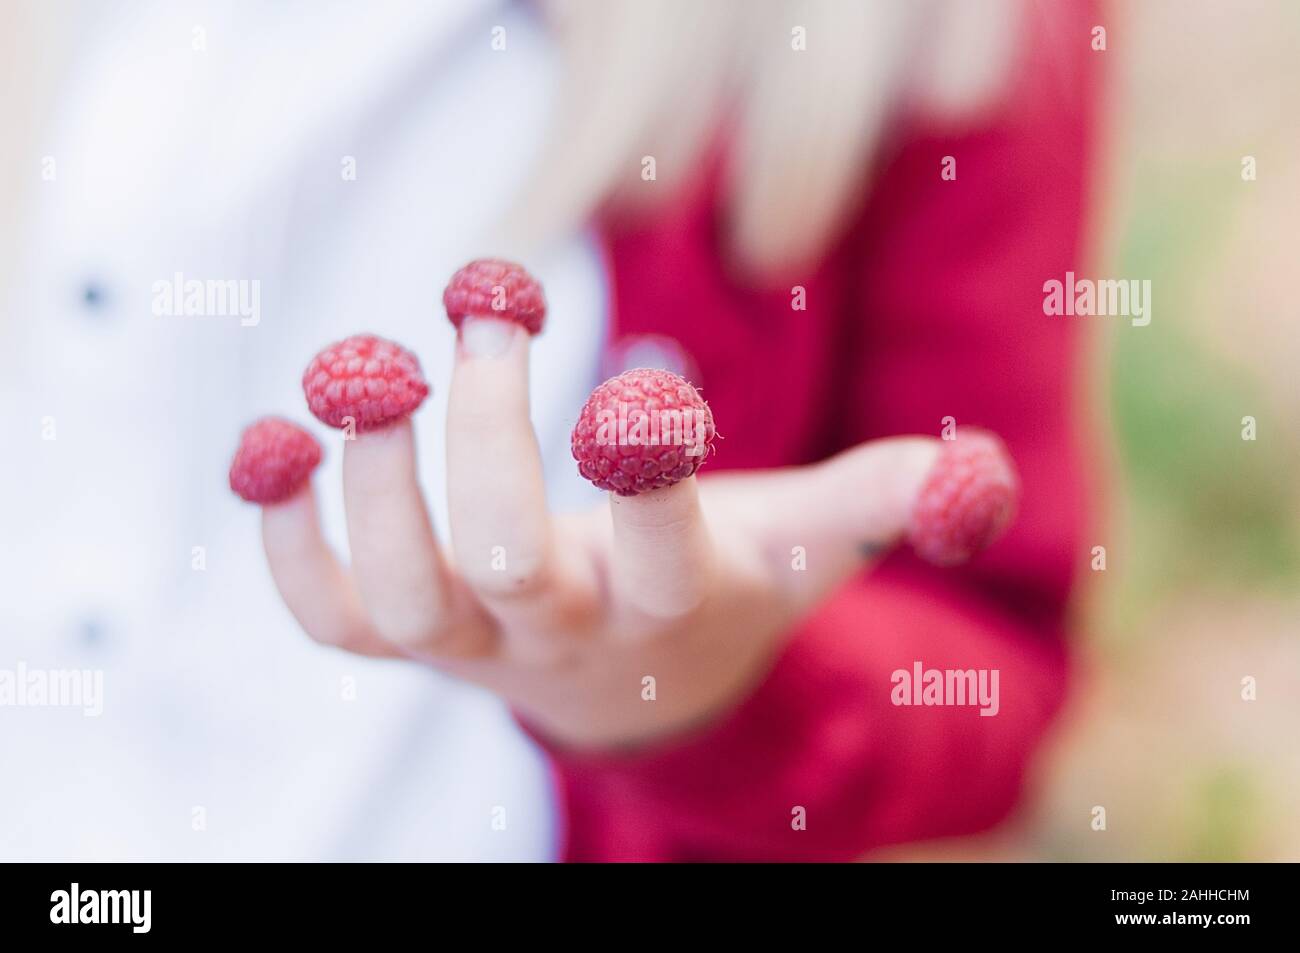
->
1;1;1019;297
505;0;1019;281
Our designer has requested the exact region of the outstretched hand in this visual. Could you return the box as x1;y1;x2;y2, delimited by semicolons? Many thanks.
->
253;314;1011;750
231;260;1016;750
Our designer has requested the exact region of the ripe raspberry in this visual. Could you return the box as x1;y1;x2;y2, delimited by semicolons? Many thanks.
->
229;417;322;504
908;429;1019;567
442;259;546;335
302;334;429;431
571;368;716;496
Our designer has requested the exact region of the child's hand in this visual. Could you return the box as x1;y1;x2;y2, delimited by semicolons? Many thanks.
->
254;320;1009;750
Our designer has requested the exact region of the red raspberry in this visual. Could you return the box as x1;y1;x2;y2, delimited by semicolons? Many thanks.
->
229;417;322;504
302;334;429;431
908;429;1019;566
571;368;716;496
442;259;546;335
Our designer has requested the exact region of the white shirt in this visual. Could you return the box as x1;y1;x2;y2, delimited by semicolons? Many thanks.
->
1;0;608;860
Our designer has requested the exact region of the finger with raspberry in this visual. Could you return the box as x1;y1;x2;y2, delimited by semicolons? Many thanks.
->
299;333;492;658
571;368;719;622
442;260;597;652
228;417;394;657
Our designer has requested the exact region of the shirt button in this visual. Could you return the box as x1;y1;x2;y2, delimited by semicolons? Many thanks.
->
76;615;109;649
81;280;109;313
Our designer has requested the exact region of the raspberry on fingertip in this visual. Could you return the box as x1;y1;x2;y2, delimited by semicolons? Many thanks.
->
229;417;323;505
442;259;547;335
302;334;430;432
907;429;1019;566
572;368;716;496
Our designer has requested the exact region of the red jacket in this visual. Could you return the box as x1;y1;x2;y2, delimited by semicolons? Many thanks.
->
532;4;1099;861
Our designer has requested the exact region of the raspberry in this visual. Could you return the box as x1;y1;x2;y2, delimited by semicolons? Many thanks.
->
302;334;429;431
229;417;322;504
571;368;716;496
908;429;1019;566
442;259;546;335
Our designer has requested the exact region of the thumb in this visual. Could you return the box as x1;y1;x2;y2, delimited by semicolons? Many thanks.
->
707;430;1018;611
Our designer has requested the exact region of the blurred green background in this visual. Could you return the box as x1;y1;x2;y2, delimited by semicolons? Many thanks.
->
888;0;1300;862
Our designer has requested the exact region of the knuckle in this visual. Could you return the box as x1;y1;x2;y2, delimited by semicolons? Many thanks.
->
368;607;444;653
463;557;551;602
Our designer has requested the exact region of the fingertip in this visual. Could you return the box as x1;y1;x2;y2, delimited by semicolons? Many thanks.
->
458;316;526;360
609;475;715;622
608;474;702;528
342;417;418;488
260;483;323;560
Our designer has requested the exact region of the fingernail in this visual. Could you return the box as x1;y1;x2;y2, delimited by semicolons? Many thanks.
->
460;316;519;359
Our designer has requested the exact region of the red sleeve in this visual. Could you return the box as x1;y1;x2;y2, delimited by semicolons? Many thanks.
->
529;578;1069;861
530;4;1100;862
